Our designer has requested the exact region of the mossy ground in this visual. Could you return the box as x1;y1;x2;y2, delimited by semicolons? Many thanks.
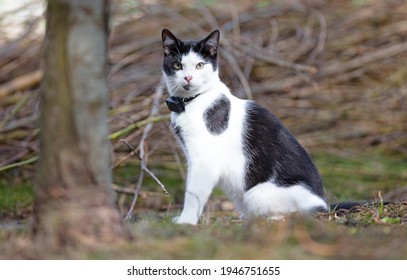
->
0;180;33;220
315;151;407;201
0;151;406;259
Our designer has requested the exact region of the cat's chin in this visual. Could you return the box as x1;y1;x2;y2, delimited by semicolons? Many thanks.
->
170;92;197;98
181;83;201;93
170;87;202;98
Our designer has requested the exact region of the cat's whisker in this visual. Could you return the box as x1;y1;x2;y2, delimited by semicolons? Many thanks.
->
167;80;181;94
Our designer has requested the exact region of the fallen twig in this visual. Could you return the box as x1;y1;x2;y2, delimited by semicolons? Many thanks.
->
119;138;169;195
0;155;38;173
0;70;43;100
319;41;407;78
238;44;318;75
108;114;170;140
112;184;137;195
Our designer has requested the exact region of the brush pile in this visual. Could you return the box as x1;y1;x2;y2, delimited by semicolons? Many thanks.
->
1;0;406;191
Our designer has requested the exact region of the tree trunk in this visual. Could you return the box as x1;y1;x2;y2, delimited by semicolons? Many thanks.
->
34;0;128;248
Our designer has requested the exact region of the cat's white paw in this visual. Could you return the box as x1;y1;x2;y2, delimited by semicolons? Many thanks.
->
172;215;197;225
172;216;181;223
267;214;286;222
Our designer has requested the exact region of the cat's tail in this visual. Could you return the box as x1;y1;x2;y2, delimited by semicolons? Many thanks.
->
328;201;392;212
329;201;367;211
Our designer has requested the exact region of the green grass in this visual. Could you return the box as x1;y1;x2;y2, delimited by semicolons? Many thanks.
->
0;180;33;216
1;151;407;259
314;151;407;201
1;150;406;216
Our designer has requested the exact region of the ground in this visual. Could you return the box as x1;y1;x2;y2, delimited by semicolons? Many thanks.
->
1;167;406;259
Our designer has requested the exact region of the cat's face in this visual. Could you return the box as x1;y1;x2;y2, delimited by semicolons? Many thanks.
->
161;29;220;97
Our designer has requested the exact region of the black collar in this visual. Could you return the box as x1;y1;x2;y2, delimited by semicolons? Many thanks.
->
165;94;201;113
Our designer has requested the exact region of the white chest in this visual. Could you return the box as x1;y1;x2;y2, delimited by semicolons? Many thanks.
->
171;88;247;193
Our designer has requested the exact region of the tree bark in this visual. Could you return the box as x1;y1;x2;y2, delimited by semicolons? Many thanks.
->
34;0;128;248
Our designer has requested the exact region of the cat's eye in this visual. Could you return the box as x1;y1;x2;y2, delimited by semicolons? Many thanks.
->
173;62;182;70
196;62;205;70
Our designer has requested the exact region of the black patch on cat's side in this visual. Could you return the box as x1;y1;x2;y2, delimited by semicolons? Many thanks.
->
172;124;185;147
243;102;325;199
203;94;230;135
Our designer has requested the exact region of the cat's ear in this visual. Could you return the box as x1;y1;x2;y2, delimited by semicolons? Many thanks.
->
201;30;220;57
162;29;180;56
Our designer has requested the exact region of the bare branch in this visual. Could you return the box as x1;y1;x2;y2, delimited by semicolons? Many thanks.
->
124;80;167;221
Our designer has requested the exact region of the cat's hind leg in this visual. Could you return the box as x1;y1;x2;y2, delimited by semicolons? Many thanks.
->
241;181;327;219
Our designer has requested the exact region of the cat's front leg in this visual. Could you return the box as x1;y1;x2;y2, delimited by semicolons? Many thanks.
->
173;165;217;225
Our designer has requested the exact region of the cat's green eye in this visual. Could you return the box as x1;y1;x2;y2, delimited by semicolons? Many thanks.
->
173;62;182;70
196;62;205;70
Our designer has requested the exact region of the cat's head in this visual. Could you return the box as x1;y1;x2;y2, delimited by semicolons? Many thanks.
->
161;29;220;97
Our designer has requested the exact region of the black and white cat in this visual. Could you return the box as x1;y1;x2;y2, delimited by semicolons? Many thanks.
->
161;29;328;224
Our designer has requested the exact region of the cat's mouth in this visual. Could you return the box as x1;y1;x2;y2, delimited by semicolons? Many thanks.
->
183;84;191;91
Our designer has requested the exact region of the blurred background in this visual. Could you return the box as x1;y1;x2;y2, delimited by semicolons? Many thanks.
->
0;0;406;221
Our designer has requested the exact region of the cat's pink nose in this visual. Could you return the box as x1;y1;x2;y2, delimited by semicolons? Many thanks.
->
184;75;193;82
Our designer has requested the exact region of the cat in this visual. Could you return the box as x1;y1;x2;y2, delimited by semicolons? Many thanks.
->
161;28;328;224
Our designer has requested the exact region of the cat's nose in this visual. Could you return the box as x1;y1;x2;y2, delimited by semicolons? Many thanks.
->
184;75;193;83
